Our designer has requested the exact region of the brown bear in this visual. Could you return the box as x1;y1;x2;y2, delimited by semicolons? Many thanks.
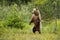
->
29;8;41;34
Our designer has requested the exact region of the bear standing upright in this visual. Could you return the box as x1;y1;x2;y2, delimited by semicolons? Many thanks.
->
29;8;41;34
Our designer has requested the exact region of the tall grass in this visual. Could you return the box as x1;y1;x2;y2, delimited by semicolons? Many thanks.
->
0;20;60;40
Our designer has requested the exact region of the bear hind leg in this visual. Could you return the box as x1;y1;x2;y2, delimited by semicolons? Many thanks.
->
33;27;36;33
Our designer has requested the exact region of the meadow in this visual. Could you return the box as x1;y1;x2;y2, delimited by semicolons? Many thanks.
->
0;20;60;40
0;0;60;40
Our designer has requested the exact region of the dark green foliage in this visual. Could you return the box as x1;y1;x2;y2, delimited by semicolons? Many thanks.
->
33;0;59;21
0;0;60;29
0;0;59;20
0;0;32;6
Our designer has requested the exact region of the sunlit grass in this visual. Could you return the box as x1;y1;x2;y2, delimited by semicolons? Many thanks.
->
0;31;60;40
0;20;60;40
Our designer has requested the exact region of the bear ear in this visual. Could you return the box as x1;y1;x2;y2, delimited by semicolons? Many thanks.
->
33;8;36;11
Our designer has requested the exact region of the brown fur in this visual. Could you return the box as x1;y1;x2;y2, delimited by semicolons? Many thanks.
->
29;10;41;34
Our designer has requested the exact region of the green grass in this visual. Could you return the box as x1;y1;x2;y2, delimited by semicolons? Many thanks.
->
0;20;60;40
0;32;59;40
0;28;60;40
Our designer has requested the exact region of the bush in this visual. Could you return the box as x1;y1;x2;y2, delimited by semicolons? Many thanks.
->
0;3;34;29
0;4;26;29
